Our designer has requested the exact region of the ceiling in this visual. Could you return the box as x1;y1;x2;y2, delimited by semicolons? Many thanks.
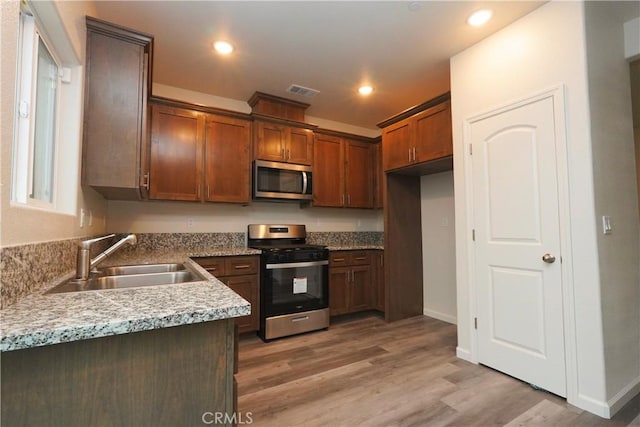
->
92;1;547;131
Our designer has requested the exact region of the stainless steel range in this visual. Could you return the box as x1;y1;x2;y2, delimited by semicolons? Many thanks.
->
248;224;329;341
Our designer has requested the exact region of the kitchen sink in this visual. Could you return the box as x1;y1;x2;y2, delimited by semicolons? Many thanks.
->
47;264;206;294
98;263;186;276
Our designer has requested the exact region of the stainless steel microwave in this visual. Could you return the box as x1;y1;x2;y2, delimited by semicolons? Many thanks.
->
253;160;313;201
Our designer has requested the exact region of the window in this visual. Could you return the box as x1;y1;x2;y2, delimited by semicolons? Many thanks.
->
12;3;67;209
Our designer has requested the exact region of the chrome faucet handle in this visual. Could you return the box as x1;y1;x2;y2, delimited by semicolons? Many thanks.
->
77;234;116;249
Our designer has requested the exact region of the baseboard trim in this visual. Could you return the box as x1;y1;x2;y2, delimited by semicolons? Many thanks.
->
607;375;640;418
423;308;457;325
456;346;473;363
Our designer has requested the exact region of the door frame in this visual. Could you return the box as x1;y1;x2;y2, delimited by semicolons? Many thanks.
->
462;84;578;402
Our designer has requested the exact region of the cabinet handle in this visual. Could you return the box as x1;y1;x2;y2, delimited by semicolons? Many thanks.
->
234;264;250;270
333;257;345;262
207;184;210;199
287;149;291;160
347;194;351;206
282;148;286;160
408;148;412;162
355;256;366;261
413;147;417;161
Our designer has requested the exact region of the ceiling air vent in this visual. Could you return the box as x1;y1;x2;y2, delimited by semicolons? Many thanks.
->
286;84;320;98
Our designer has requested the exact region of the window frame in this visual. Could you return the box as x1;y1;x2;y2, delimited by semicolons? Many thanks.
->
12;5;64;211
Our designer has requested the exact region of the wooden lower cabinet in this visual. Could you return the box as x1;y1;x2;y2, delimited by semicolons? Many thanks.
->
194;255;260;334
372;250;385;312
329;250;383;316
1;320;236;426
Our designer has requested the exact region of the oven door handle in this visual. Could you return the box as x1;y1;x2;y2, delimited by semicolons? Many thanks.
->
266;260;329;270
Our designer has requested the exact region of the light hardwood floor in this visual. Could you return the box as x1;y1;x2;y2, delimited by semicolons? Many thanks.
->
237;312;640;426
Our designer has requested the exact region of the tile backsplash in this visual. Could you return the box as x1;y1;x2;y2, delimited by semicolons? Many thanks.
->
1;239;78;309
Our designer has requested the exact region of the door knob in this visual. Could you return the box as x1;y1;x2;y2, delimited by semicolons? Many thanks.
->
542;253;556;264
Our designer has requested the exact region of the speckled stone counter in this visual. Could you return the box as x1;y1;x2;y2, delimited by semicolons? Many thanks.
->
326;244;384;251
0;252;256;352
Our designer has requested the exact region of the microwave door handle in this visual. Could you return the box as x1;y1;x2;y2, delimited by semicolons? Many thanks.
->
302;171;308;195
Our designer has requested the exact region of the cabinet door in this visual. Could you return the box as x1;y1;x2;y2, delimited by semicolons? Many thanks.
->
373;251;385;312
344;139;373;208
83;22;151;199
287;127;314;165
224;275;259;334
313;134;344;207
382;120;412;171
149;105;203;201
254;121;286;162
350;266;372;312
373;143;384;209
329;267;350;316
414;101;453;163
204;115;251;203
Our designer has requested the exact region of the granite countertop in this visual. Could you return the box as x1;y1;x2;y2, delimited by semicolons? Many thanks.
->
0;248;259;352
326;244;384;251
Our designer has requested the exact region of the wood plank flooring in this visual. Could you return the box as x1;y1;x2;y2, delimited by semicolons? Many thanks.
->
237;312;640;426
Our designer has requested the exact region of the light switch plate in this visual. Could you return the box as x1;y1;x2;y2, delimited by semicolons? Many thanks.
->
602;215;612;235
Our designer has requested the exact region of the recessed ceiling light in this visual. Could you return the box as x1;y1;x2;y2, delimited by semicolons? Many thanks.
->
214;40;234;55
467;9;493;27
358;85;373;96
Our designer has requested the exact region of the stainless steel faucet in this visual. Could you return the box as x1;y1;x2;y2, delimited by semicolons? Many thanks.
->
76;233;137;280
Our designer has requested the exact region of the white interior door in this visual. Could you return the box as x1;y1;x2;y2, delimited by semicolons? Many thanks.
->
470;95;566;397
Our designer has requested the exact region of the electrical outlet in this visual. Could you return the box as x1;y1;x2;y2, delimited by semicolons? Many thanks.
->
186;218;194;228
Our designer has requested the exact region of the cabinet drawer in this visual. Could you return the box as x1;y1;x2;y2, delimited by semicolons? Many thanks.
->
349;251;370;265
329;252;350;267
224;256;259;276
194;257;225;275
329;250;370;266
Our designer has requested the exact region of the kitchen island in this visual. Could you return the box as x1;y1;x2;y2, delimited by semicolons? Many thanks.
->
1;248;257;426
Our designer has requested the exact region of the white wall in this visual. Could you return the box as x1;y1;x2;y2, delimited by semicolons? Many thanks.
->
1;0;107;247
584;1;640;411
421;171;456;324
451;0;609;416
108;200;383;233
153;83;381;138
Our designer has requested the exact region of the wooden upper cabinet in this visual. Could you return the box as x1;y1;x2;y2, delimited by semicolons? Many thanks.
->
253;121;287;162
380;94;452;173
288;127;314;165
204;115;251;203
414;101;453;162
82;17;153;200
149;100;252;204
344;139;374;208
253;121;313;165
149;104;203;201
372;142;384;209
313;134;374;209
313;134;344;207
382;120;412;171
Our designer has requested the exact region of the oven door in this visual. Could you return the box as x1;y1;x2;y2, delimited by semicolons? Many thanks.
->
262;260;328;317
